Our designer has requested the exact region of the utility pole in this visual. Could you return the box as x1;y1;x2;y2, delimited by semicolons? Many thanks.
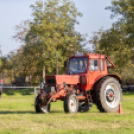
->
42;0;45;83
43;48;45;83
43;66;45;82
56;54;58;75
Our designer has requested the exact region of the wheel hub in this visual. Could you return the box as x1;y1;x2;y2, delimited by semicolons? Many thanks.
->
71;102;74;107
69;99;76;112
106;89;114;102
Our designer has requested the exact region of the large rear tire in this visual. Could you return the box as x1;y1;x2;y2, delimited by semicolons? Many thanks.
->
35;95;50;114
94;77;122;113
64;93;79;114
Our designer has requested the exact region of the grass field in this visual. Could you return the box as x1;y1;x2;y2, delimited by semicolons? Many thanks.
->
0;90;134;134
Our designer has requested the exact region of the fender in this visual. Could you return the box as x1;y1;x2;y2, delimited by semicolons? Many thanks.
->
107;74;122;84
93;74;122;89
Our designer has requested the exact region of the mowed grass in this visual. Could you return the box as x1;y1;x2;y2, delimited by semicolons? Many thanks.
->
0;90;134;134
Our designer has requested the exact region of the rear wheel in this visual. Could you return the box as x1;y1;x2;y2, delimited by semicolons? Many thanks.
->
64;93;79;114
35;95;50;114
94;77;122;112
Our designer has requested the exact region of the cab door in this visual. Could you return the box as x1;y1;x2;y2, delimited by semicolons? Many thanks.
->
86;59;100;90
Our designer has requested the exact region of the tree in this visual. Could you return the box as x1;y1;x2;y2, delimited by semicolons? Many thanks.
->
89;28;103;52
29;0;86;74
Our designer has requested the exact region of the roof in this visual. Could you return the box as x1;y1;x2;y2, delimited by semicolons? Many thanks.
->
87;53;106;59
71;53;106;59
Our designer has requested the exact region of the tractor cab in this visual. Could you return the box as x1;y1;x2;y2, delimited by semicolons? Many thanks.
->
67;53;116;90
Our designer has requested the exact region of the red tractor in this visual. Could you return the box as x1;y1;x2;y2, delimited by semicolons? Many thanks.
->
35;53;122;114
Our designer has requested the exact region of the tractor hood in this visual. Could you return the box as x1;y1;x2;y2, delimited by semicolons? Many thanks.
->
45;75;80;86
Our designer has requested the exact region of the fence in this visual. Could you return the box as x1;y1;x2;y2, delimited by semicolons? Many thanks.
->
1;85;134;97
2;86;40;98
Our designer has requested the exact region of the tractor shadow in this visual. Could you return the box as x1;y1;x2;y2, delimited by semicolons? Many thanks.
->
0;110;63;114
0;111;36;114
50;111;63;113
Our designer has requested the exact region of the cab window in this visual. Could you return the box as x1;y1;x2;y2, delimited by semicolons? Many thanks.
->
89;59;99;71
101;59;104;70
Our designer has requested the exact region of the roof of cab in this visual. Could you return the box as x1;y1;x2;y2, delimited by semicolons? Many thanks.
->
87;53;106;59
71;53;106;59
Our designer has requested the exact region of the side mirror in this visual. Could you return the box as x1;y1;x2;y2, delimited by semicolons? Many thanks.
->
64;61;67;68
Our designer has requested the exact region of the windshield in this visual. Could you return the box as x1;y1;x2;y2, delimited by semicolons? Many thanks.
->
68;57;88;74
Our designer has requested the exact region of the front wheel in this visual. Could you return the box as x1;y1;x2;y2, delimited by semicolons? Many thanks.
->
35;95;50;114
64;93;79;114
95;77;122;113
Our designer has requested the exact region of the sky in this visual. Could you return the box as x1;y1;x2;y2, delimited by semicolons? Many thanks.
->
0;0;116;56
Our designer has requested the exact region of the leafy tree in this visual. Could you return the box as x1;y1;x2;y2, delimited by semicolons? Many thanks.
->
29;0;86;74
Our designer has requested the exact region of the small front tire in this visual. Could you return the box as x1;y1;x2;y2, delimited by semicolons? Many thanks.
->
35;95;50;114
64;93;79;114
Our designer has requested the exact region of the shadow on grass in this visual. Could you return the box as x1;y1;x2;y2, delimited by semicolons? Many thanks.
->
50;111;63;113
0;110;63;114
0;111;36;114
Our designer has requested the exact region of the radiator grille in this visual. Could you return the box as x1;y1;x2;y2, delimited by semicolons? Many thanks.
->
46;78;56;85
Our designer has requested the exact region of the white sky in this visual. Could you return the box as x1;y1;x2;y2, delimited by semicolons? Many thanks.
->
0;0;116;56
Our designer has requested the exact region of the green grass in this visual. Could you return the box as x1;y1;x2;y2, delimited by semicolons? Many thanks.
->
0;90;134;134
